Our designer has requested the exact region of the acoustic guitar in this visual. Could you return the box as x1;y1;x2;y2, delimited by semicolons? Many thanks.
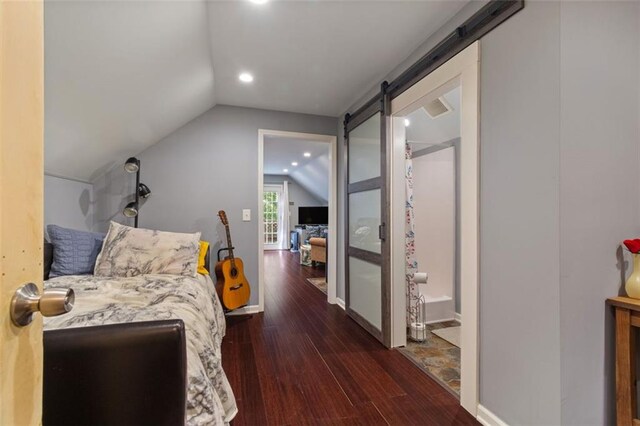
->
215;210;251;311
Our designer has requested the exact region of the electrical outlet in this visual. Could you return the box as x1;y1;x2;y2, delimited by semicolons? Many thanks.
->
242;209;251;222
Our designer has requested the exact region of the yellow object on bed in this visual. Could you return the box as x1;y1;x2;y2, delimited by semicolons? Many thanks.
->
198;241;210;275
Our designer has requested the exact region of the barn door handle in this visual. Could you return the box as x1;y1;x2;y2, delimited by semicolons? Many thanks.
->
379;223;386;241
10;283;74;327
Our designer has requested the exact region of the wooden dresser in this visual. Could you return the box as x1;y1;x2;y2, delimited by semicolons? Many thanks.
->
608;296;640;426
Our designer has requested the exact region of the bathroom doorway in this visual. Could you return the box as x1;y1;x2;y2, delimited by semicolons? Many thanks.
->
400;85;461;396
389;42;479;414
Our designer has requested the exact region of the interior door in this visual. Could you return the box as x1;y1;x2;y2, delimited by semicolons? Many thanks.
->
0;0;45;424
345;94;391;347
263;184;282;250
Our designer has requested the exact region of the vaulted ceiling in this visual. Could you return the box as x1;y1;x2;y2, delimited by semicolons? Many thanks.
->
264;136;330;202
44;0;468;182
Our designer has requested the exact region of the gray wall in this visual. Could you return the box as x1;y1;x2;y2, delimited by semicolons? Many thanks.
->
339;1;640;424
44;175;94;233
263;174;326;231
93;105;337;306
558;2;640;425
481;2;640;424
480;2;562;423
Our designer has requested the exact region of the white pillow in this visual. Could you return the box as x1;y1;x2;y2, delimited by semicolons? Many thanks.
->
94;221;201;278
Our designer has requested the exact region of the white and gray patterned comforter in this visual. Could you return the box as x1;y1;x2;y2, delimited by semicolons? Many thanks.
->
43;273;238;425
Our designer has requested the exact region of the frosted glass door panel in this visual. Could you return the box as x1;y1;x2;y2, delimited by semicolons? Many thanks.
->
348;114;380;184
349;256;381;331
349;189;381;254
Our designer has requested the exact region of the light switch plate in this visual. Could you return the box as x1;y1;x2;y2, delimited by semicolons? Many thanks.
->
242;209;251;222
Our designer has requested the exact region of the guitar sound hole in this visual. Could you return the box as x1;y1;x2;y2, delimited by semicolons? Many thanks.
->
230;268;238;278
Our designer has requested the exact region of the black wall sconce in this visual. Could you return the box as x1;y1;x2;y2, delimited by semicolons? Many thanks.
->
123;157;151;228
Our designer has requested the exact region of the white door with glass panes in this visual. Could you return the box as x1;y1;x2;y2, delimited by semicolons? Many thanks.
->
345;101;391;347
263;185;283;250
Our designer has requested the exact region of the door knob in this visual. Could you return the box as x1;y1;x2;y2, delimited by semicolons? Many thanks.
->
10;283;74;327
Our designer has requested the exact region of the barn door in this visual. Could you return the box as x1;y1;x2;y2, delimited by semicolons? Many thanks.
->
344;90;391;347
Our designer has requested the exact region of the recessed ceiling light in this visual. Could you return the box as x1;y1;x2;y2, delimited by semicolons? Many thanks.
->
291;162;298;166
303;152;311;157
283;168;288;173
250;0;268;4
404;118;411;127
239;72;254;83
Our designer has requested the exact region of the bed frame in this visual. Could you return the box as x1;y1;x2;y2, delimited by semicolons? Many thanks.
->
43;320;187;425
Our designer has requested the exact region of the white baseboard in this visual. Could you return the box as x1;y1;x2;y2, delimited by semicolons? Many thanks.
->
336;297;345;310
225;305;261;316
455;312;462;323
477;404;509;426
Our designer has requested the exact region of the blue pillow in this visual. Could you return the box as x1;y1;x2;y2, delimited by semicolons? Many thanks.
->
47;225;105;278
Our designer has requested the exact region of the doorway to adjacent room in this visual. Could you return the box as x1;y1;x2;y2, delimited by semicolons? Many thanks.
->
258;130;338;310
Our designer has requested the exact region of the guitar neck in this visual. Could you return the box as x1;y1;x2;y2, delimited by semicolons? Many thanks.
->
225;224;235;260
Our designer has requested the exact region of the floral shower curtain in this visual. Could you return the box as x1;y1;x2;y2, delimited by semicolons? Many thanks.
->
405;142;420;326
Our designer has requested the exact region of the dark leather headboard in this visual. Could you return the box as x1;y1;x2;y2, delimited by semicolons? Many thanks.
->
43;320;187;426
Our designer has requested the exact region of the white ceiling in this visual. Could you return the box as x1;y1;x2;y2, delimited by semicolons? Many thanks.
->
44;0;469;181
206;1;467;117
264;135;330;202
405;86;461;149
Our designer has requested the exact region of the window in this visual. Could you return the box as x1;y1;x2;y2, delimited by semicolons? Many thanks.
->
263;190;279;244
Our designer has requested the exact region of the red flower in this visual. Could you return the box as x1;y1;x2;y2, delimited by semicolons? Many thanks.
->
624;239;640;253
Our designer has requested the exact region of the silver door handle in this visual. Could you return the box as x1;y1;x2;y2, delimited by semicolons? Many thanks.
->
10;283;74;327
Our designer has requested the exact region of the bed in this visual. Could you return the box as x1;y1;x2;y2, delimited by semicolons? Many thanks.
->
42;224;237;425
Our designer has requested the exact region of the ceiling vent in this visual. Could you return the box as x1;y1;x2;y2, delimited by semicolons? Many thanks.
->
422;96;453;119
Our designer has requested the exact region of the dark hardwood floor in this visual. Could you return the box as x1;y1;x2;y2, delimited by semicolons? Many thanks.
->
222;250;478;425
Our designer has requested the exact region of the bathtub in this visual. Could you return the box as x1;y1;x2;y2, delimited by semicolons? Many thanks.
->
418;284;456;324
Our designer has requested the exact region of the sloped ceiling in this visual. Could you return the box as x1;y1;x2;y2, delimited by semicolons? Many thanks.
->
206;1;467;116
45;0;215;181
290;155;330;203
44;0;469;182
264;135;329;202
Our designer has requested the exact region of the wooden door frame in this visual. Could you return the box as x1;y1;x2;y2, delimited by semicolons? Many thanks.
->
390;42;480;416
254;129;338;313
0;0;45;424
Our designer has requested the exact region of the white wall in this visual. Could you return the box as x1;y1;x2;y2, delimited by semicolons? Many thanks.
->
44;175;94;233
412;148;455;307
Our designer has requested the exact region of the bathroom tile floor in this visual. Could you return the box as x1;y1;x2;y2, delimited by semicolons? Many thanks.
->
398;320;461;396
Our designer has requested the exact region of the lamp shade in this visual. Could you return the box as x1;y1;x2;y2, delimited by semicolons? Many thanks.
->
123;201;138;218
138;183;151;199
124;157;140;173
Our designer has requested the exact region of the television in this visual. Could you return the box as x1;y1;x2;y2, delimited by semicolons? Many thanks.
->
298;206;328;225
